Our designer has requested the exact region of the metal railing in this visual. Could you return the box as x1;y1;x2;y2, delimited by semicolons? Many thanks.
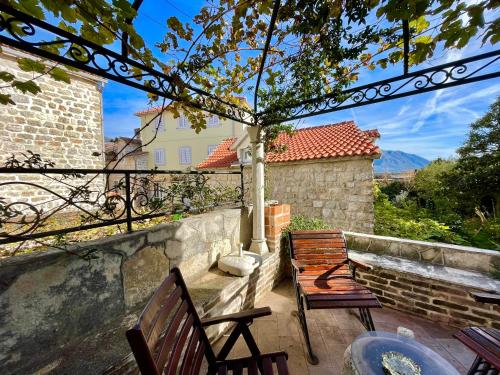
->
0;166;244;245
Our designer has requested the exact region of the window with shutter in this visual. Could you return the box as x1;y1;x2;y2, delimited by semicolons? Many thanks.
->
157;115;165;132
177;115;190;129
154;148;165;165
179;146;192;164
207;144;217;155
207;115;219;127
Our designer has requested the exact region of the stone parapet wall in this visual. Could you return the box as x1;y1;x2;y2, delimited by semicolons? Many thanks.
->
0;48;105;212
350;251;500;329
0;205;292;374
0;209;250;374
346;231;500;274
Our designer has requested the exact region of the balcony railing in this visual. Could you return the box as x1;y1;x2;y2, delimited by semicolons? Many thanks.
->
0;166;244;246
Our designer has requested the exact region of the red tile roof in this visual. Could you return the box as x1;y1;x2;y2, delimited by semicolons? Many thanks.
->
197;138;239;169
197;121;380;169
363;129;381;139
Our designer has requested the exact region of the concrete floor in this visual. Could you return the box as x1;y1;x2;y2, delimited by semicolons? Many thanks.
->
213;281;476;375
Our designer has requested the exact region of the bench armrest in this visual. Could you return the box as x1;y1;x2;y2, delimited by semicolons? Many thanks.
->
201;306;272;326
348;258;373;271
291;259;307;272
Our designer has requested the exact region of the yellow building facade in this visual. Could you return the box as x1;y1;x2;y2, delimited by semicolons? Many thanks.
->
136;108;246;170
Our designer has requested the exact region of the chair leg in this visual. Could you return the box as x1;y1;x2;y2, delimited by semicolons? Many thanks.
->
292;294;319;365
468;355;498;375
359;308;376;331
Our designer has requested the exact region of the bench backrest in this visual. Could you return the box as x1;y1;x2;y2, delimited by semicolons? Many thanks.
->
126;267;216;375
289;230;351;275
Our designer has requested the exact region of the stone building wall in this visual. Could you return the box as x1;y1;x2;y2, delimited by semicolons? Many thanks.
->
0;47;106;213
244;158;375;233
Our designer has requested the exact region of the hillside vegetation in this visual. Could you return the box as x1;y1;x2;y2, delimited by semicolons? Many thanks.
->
374;98;500;250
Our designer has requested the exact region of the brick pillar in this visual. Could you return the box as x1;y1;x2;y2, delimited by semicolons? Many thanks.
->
264;204;291;252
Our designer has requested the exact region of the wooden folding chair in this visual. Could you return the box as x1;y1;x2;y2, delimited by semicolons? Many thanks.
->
126;267;290;375
289;230;381;364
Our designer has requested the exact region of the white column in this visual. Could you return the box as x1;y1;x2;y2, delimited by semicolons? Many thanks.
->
247;125;269;255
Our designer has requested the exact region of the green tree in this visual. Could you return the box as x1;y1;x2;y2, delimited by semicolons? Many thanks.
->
414;158;459;220
446;97;500;215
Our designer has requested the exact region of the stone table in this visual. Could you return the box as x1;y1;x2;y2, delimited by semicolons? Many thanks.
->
342;331;460;375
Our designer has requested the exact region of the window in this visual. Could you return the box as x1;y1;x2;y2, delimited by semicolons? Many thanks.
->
177;115;190;129
240;146;252;164
207;115;219;127
179;146;192;164
154;148;165;165
156;115;165;132
207;144;218;156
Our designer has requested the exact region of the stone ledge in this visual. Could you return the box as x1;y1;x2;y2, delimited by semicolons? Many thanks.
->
350;250;500;328
346;231;500;274
349;251;500;292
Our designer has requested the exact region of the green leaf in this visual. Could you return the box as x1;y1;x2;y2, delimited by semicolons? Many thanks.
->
0;71;15;82
0;93;15;105
18;0;45;20
12;80;42;95
49;67;71;84
17;58;45;74
415;35;433;45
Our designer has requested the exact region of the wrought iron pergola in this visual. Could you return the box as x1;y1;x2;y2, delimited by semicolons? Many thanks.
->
0;2;498;127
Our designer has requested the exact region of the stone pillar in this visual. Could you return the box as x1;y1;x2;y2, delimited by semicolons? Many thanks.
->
247;126;269;255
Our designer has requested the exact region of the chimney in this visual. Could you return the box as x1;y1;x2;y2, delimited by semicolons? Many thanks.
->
134;128;141;141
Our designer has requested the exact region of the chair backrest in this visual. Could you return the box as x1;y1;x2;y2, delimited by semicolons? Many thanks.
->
126;267;216;375
289;230;351;276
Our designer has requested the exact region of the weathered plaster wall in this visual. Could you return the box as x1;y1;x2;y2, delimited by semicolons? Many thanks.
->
244;158;376;233
0;209;249;374
0;48;106;212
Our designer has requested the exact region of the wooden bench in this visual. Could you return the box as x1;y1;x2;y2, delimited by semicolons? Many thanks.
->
126;267;290;375
454;292;500;375
289;230;381;364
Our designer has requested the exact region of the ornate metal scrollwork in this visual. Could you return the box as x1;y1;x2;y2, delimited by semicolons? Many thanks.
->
260;50;500;124
0;4;253;125
0;155;243;247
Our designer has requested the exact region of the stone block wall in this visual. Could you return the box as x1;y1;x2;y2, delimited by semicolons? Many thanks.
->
0;47;106;212
346;231;500;274
347;232;500;329
0;206;293;374
355;266;500;329
0;209;248;374
244;158;375;233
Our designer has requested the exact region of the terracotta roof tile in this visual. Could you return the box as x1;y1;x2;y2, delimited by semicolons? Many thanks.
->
197;138;239;169
197;122;381;169
363;129;381;139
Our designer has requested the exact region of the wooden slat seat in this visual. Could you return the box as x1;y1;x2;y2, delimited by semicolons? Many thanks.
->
126;267;290;375
289;230;381;365
454;327;500;373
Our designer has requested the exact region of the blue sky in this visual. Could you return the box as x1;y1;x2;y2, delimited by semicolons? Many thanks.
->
102;0;500;161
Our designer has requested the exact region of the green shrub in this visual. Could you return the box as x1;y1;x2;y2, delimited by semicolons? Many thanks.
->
281;214;331;254
282;214;331;237
374;184;467;244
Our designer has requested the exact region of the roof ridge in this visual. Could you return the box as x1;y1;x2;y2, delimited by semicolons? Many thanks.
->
293;121;355;133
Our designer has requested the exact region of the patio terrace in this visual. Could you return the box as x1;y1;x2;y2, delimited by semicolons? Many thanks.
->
215;281;476;375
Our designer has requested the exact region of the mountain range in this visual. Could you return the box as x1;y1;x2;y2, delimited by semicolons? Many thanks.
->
374;150;429;173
